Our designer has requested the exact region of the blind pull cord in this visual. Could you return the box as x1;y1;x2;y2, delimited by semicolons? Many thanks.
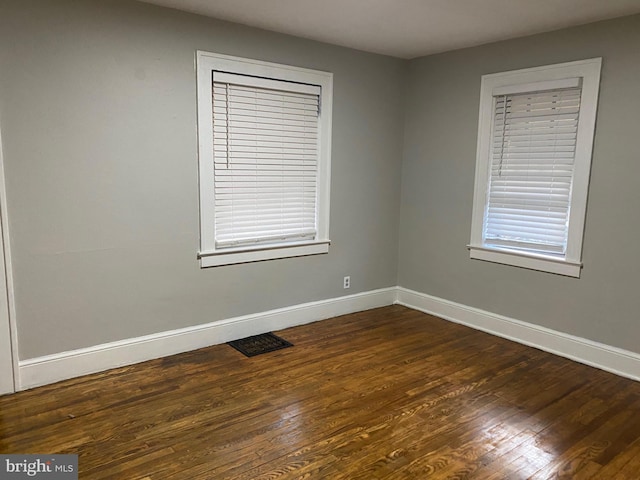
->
498;94;508;178
225;83;230;169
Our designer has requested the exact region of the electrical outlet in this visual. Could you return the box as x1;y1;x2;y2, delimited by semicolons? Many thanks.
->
343;276;351;289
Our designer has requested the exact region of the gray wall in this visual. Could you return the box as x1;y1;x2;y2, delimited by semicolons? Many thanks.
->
0;0;406;358
1;0;638;362
398;15;640;353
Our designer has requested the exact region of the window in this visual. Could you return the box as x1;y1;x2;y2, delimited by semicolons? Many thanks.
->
196;51;333;267
469;59;602;277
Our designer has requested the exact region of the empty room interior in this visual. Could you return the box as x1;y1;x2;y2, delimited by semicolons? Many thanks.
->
2;0;640;478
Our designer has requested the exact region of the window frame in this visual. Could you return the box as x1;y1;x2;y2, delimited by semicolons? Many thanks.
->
196;51;333;267
469;58;602;277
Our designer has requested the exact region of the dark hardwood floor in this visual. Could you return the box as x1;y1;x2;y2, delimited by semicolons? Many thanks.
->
1;305;640;479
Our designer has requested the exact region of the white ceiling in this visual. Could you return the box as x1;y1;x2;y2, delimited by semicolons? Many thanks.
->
139;0;640;59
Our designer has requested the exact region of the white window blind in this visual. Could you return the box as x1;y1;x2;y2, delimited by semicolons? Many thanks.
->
484;86;582;255
212;72;321;248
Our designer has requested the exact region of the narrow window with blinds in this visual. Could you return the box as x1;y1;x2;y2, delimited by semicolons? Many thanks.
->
485;86;581;255
197;52;333;267
212;74;320;248
469;59;602;277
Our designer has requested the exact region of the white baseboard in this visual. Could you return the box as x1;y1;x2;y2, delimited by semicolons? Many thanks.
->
18;287;396;390
396;287;640;382
18;285;640;390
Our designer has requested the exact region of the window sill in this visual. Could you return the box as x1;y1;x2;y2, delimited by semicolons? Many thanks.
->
199;240;330;267
468;245;582;278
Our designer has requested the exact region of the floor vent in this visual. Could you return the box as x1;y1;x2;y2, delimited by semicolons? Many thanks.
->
227;332;293;357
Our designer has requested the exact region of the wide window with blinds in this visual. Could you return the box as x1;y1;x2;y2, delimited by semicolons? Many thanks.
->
196;52;333;267
469;59;602;277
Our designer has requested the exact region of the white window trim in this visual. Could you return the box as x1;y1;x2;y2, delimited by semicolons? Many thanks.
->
469;58;602;278
196;51;333;267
